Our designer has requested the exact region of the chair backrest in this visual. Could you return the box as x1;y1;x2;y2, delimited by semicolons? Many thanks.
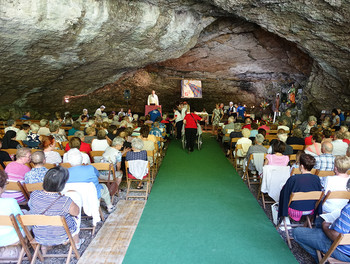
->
3;161;32;169
44;163;56;169
125;160;150;178
290;144;305;151
22;182;44;198
319;233;350;264
60;163;72;169
53;149;65;157
323;190;350;205
265;135;277;141
269;130;278;134
316;170;335;177
61;141;69;149
91;162;116;181
67;135;74;141
288;191;324;207
90;151;104;161
30;149;41;153
230;137;239;143
289;154;297;162
290;167;317;176
3;149;18;156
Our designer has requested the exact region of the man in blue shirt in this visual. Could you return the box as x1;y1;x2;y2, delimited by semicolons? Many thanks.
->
149;107;161;122
237;103;246;119
293;203;350;262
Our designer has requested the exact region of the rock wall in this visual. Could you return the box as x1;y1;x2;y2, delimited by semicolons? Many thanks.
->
0;0;348;119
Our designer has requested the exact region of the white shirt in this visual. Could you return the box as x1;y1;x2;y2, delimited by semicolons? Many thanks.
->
91;139;109;151
63;149;90;165
16;130;28;141
323;175;350;213
44;151;62;165
331;140;348;156
5;127;19;134
37;127;51;136
94;108;103;117
147;94;159;105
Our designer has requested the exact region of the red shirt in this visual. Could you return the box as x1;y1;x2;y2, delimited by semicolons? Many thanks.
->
65;141;92;154
305;136;312;146
343;139;350;145
184;113;201;129
242;124;251;130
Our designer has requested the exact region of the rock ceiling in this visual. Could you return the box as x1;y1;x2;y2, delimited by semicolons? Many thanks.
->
0;0;349;119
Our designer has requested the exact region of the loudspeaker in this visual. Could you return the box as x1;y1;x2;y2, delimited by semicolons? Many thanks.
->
124;89;131;100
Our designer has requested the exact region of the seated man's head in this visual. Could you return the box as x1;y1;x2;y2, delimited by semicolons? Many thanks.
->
43;167;69;192
227;116;235;124
321;141;333;154
234;123;242;132
334;156;350;175
31;151;46;167
74;131;85;142
334;131;345;140
97;129;107;140
242;128;251;138
299;153;316;172
86;127;96;136
69;137;81;149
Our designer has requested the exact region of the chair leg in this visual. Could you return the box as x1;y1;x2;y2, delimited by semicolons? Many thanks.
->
126;180;131;200
18;247;25;264
261;192;266;209
30;244;41;264
65;246;73;264
284;217;292;249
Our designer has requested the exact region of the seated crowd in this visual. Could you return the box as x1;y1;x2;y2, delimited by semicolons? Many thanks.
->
219;107;350;262
0;108;169;260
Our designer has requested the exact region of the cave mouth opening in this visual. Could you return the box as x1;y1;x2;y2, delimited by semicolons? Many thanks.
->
123;17;314;117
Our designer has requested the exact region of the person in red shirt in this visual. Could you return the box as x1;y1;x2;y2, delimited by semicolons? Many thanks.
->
183;109;202;153
65;131;92;155
305;127;319;146
242;117;252;130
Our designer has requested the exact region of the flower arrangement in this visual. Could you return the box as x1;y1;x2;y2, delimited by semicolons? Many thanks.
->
260;100;269;109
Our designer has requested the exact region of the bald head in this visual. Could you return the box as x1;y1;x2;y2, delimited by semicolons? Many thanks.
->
31;151;46;166
321;142;333;154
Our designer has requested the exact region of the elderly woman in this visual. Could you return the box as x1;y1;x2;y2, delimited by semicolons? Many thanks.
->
3;148;31;203
126;138;148;189
0;170;25;255
24;123;41;148
91;130;110;151
84;127;97;144
244;134;268;171
29;167;83;249
41;135;62;165
286;128;305;147
49;123;67;144
235;128;252;158
101;137;129;186
269;129;293;155
63;137;90;165
264;141;289;166
2;130;21;149
322;156;350;214
300;115;318;137
139;125;156;152
183;108;202;153
68;121;81;136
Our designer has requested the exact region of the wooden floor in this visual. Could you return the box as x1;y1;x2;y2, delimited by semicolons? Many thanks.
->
78;200;146;264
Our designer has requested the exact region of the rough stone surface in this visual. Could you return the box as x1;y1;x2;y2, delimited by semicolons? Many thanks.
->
0;0;349;118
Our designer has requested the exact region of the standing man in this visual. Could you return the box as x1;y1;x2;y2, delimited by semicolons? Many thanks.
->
147;90;159;105
237;103;246;120
227;102;236;117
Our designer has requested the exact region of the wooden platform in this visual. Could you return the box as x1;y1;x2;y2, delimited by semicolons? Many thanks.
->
78;200;146;264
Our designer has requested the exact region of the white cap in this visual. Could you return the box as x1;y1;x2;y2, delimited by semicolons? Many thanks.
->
100;105;106;109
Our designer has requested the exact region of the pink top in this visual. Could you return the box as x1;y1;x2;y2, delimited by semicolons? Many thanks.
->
266;154;289;166
258;125;270;133
3;162;31;203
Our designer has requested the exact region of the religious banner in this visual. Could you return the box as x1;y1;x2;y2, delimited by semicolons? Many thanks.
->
181;80;202;98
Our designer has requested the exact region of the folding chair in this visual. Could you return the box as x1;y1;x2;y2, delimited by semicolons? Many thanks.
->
288;154;297;163
243;153;266;188
147;150;157;184
89;151;104;163
3;161;32;169
316;170;336;177
17;214;80;264
21;182;43;200
0;214;32;263
125;161;151;200
229;137;239;160
265;134;277;141
278;191;324;248
318;233;350;264
44;163;56;169
91;162;118;202
290;144;305;152
60;163;72;169
6;181;29;205
2;149;18;157
234;144;247;171
61;141;69;149
290;167;317;176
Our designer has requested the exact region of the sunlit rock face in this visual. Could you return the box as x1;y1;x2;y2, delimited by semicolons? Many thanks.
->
0;0;348;118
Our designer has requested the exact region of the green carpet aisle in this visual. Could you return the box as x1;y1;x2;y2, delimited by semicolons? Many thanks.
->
123;133;297;264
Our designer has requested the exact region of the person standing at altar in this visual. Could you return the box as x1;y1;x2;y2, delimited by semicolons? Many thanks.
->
147;90;159;105
227;102;236;117
94;105;106;118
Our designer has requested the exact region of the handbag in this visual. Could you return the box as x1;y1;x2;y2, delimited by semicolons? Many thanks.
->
106;163;118;197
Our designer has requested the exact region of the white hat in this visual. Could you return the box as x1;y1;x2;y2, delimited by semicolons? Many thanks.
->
100;105;106;109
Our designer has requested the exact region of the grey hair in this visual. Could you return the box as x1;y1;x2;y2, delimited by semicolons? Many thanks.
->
66;149;83;166
308;116;317;122
112;137;125;147
30;123;40;132
74;131;84;139
39;119;48;127
255;134;265;144
228;116;235;123
131;138;144;150
234;123;242;131
49;123;59;133
16;147;31;159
